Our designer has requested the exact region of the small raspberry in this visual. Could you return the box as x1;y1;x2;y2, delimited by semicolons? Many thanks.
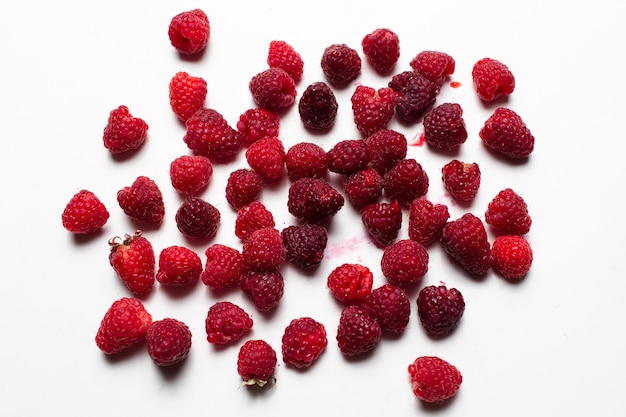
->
168;9;210;55
409;51;456;86
362;284;411;334
169;155;213;195
245;136;286;180
343;167;383;210
285;142;328;181
235;201;276;242
441;213;492;275
327;139;371;175
380;239;429;287
361;200;403;247
281;224;328;269
383;158;429;207
168;71;208;122
472;57;515;101
236;108;280;147
267;40;304;83
320;43;362;87
175;197;220;240
117;176;165;224
205;301;253;344
361;28;400;74
416;284;465;337
388;71;440;123
327;263;374;304
423;102;468;150
95;297;152;355
183;108;243;161
408;198;450;246
249;67;297;110
201;244;245;289
351;85;399;136
336;305;382;356
108;231;156;296
287;178;344;223
298;81;338;130
365;129;408;175
242;227;285;271
240;268;285;312
237;339;277;387
479;107;535;158
485;188;532;235
103;105;148;154
146;318;192;366
491;235;533;279
62;189;109;234
281;317;328;368
225;168;264;211
408;356;463;403
156;245;202;287
442;160;481;202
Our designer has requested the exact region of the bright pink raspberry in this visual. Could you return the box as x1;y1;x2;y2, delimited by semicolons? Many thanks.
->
169;155;213;195
320;43;362;87
240;268;285;312
201;244;245;289
103;105;148;155
285;142;328;181
408;198;450;246
441;160;481;202
409;50;456;86
236;108;280;147
361;28;400;74
383;158;429;207
472;57;515;101
205;301;253;344
225;168;264;211
168;9;210;55
361;200;403;247
242;227;285;271
183;108;243;161
327;263;374;305
168;71;207;122
249;67;297;110
235;201;276;242
327;139;371;175
351;85;399;137
362;284;411;334
343;167;383;211
381;239;429;287
245;137;286;180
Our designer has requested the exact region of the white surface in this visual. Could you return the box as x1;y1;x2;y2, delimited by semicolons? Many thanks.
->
1;1;625;415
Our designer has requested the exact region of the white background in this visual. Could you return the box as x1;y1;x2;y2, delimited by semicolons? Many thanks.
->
1;1;624;415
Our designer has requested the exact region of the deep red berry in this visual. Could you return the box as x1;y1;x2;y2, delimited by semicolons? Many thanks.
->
235;201;276;242
408;198;450;246
361;200;403;247
281;224;328;269
108;231;155;296
441;213;492;275
169;155;213;195
343;167;383;210
175;197;220;240
103;105;148;154
351;85;399;136
62;189;109;234
365;129;408;175
95;297;152;354
480;107;535;158
491;235;533;279
336;305;382;356
205;301;253;344
242;227;285;271
327;139;371;175
249;68;297;110
485;188;532;235
383;158;429;207
236;108;280;147
361;28;400;74
156;245;202;287
281;317;328;368
240;268;285;312
237;339;277;387
146;318;192;366
320;43;362;87
201;244;245;289
245;137;286;180
417;285;465;336
409;51;456;86
168;9;210;55
423;102;468;150
362;284;411;334
408;356;463;403
117;176;165;225
388;71;440;123
267;40;304;83
381;239;429;287
327;263;374;304
287;178;344;223
472;57;515;101
168;71;207;122
225;168;264;210
183;108;243;161
285;142;328;181
298;82;338;130
442;160;481;201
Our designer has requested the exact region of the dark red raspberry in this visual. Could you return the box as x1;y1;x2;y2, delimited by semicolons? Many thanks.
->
175;197;220;240
409;51;456;86
408;356;463;403
362;284;411;334
287;178;344;223
361;28;400;74
441;213;492;275
237;339;277;387
183;108;243;161
146;318;192;366
365;129;408;175
61;189;110;234
169;155;213;195
351;85;399;136
249;68;297;110
285;142;328;181
327;263;374;304
245;136;286;180
168;9;210;55
225;168;264;211
485;188;532;235
298;82;338;130
235;201;276;242
472;57;515;101
103;105;148;154
281;224;328;269
201;244;245;289
240;268;285;312
388;71;440;123
242;227;285;271
381;239;429;287
491;235;533;279
267;40;304;83
442;160;481;202
281;317;328;368
156;245;202;287
336;305;382;356
423;102;468;150
205;301;253;344
236;108;280;147
408;198;450;246
320;43;362;87
383;158;429;207
479;107;535;159
168;71;207;122
343;167;383;210
417;284;465;337
361;200;403;247
327;139;371;175
117;176;165;224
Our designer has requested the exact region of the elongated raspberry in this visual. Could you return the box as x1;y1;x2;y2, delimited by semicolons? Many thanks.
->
423;103;468;150
268;40;304;83
480;107;535;159
169;155;213;195
285;142;328;181
249;68;297;110
409;51;456;86
168;71;207;122
225;168;264;211
472;57;515;101
103;105;148;154
298;82;338;130
388;71;439;123
441;213;492;275
201;244;245;289
362;284;411;334
327;139;371;175
236;108;280;147
281;224;328;269
287;178;344;223
361;28;400;74
365;129;408;175
320;43;362;87
62;189;109;234
361;200;402;247
442;160;481;202
117;176;165;224
183;108;243;161
383;158;429;207
381;239;429;287
168;9;210;55
351;85;399;136
408;198;450;246
485;188;532;235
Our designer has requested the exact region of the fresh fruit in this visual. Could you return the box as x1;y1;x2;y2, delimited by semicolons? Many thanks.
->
145;318;192;366
287;177;344;223
169;154;213;195
95;297;152;354
408;198;450;246
388;71;440;123
491;235;533;279
225;168;264;210
108;230;156;296
117;176;165;225
281;224;328;269
242;227;285;271
417;284;465;336
442;160;481;201
472;57;515;101
156;245;202;287
485;188;532;235
249;67;297;110
327;139;371;175
361;200;403;247
441;213;492;275
61;189;109;234
343;167;384;210
409;50;456;86
285;142;328;181
408;356;463;403
383;158;429;207
168;9;210;55
245;136;286;180
175;197;221;240
336;305;382;356
327;263;374;304
237;339;277;387
240;268;285;312
168;71;208;122
361;28;400;74
201;244;245;289
364;129;408;175
267;40;304;83
235;201;276;242
351;84;399;136
236;108;280;147
362;284;411;334
102;105;148;155
183;108;243;161
205;301;253;344
298;81;338;130
479;107;535;158
423;102;468;150
320;43;362;87
281;317;328;368
380;239;429;287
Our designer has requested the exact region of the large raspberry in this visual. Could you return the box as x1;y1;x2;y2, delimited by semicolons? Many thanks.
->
485;188;532;235
320;43;362;87
235;201;276;242
146;318;192;366
240;268;285;312
117;176;165;224
156;245;202;287
472;57;515;101
61;189;109;234
491;235;533;279
479;107;535;159
245;136;286;180
298;81;338;130
351;85;399;137
281;317;327;368
287;178;344;223
205;301;253;344
168;9;210;55
383;158;429;207
327;263;374;304
267;40;304;83
183;108;243;161
237;339;277;387
201;244;245;289
388;71;440;123
361;28;400;74
175;197;220;240
95;297;152;354
225;168;264;211
249;68;297;110
169;155;213;195
441;213;492;275
242;227;285;271
423;102;468;150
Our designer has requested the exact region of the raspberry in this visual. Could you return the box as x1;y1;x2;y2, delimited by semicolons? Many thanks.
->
361;200;403;247
285;142;328;181
351;84;399;136
237;339;277;387
267;40;304;83
408;356;463;403
205;301;253;344
362;284;411;334
441;160;481;201
236;108;280;147
383;158;429;207
408;198;450;246
409;51;456;86
479;107;535;158
416;284;465;337
365;129;408;175
441;213;492;275
175;197;220;240
320;43;362;87
102;105;148;154
281;317;328;368
485;188;532;235
108;231;156;296
242;227;285;271
117;176;165;225
380;239;429;287
327;139;371;175
287;178;344;223
168;71;208;122
169;155;213;195
168;9;210;55
423;102;468;150
245;136;286;180
240;268;285;312
183;108;243;161
491;235;533;279
388;71;440;123
201;244;245;289
235;201;276;242
62;189;109;234
343;167;383;210
146;318;192;366
95;297;152;355
225;168;264;210
327;263;374;304
156;245;202;287
298;81;338;130
249;67;297;110
361;28;400;74
472;57;515;101
336;305;382;356
281;224;328;269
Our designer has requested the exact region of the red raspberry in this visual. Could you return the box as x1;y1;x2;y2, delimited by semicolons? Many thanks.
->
240;268;285;312
441;213;492;275
281;224;328;269
267;40;304;83
95;297;152;355
408;356;463;403
416;284;465;337
245;136;286;180
327;263;374;304
326;139;371;175
362;284;411;334
408;198;450;246
156;245;202;287
201;244;245;289
441;160;481;202
287;178;344;223
235;201;276;242
336;305;382;356
168;71;207;122
361;28;400;74
281;317;328;368
479;107;535;159
184;108;243;161
343;167;383;210
175;197;220;240
361;200;403;247
237;339;277;387
62;189;109;234
146;318;192;366
388;71;440;123
423;102;468;150
117;176;165;225
351;84;399;136
409;50;456;86
108;231;156;296
365;129;408;175
383;158;429;207
242;227;285;271
249;67;297;110
236;108;280;147
205;301;253;344
103;105;148;154
298;81;338;130
285;142;328;182
491;235;533;279
485;188;532;235
225;168;264;211
169;155;213;195
168;9;210;55
472;57;515;101
380;239;429;287
320;43;362;87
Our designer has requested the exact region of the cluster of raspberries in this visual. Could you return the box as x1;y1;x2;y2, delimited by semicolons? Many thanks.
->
60;10;535;405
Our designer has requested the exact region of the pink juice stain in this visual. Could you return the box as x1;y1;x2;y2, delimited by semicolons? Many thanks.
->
409;132;425;146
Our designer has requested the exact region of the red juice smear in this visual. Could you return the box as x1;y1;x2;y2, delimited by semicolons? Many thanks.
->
450;81;462;88
409;132;425;146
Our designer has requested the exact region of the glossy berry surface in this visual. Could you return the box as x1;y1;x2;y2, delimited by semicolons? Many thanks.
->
108;231;156;296
491;235;533;279
327;263;374;304
201;244;245;289
408;356;463;403
168;71;207;122
485;188;532;235
146;318;192;366
249;68;297;110
480;107;535;159
95;297;152;355
62;189;109;234
472;57;515;101
442;160;481;202
237;339;277;387
175;197;221;240
281;317;328;368
168;9;210;55
169;155;213;195
380;239;429;287
336;305;382;356
267;40;304;83
156;245;202;287
417;285;465;336
441;213;492;275
240;268;285;312
361;28;400;74
103;105;148;154
362;284;411;334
